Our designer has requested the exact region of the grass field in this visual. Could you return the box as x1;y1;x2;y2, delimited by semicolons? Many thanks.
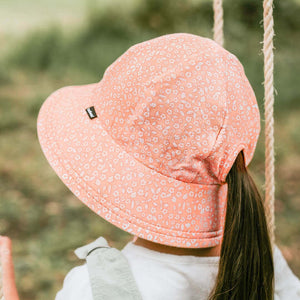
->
0;0;299;299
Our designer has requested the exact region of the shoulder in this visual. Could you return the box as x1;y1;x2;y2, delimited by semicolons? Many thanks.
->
55;263;93;300
273;244;300;299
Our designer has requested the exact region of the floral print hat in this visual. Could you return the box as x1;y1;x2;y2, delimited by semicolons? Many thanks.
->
37;33;260;248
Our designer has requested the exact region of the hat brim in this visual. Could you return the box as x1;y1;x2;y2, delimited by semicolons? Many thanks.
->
37;82;228;248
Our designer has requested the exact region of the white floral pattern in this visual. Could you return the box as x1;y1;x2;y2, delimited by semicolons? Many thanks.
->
37;33;260;248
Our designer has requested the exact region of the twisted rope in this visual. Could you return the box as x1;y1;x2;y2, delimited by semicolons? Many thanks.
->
263;0;275;244
213;0;224;47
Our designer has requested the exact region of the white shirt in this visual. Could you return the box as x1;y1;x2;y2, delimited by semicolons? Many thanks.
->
55;242;300;300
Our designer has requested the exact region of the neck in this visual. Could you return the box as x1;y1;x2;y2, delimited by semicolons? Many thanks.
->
133;237;221;257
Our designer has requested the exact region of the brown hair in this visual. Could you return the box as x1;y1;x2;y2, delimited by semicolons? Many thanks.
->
208;150;274;300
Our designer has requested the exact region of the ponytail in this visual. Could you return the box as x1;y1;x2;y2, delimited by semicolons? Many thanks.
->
209;150;274;300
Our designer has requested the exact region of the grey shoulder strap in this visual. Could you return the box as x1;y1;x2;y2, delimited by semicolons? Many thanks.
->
74;236;143;300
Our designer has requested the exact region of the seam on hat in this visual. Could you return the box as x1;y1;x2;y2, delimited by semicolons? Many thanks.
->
216;53;257;182
206;52;229;161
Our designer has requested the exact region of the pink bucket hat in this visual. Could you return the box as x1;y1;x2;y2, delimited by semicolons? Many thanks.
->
37;33;260;248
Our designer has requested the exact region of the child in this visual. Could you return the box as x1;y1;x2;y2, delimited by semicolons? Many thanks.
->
37;33;300;299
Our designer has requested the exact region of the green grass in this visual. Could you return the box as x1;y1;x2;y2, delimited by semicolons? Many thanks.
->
0;0;300;298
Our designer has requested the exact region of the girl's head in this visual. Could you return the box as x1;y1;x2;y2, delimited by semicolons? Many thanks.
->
37;33;273;298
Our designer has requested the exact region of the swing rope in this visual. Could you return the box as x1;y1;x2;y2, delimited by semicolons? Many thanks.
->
212;0;276;243
213;0;224;47
263;0;275;244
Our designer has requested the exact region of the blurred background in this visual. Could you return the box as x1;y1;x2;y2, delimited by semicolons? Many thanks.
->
0;0;299;298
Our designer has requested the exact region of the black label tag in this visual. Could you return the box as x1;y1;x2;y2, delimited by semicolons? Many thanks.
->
86;106;97;119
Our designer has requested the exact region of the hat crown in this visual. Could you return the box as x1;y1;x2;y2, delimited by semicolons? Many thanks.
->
94;33;260;184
